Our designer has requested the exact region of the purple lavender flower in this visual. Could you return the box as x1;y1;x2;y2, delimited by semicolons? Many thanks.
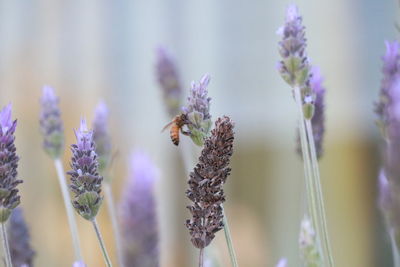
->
0;104;22;222
277;4;310;87
155;46;182;117
8;208;35;267
276;258;287;267
296;66;326;158
39;86;64;158
375;41;400;139
73;261;86;267
67;119;103;221
92;101;112;175
186;116;234;249
119;151;159;267
182;74;212;146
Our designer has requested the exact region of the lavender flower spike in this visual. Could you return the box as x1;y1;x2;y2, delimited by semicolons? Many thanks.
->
186;116;234;249
277;4;310;87
40;86;64;158
119;151;159;267
8;208;35;267
299;216;322;267
375;41;400;138
92;101;112;176
73;261;87;267
0;104;22;222
156;46;182;117
182;74;212;146
68;119;103;221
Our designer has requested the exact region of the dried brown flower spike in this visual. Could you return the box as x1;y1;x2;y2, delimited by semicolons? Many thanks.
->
186;116;234;250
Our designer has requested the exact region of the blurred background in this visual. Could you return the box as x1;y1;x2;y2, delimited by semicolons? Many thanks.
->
0;0;397;266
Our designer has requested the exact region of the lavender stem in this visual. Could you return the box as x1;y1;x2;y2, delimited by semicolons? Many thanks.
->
103;183;124;267
222;207;239;267
390;230;400;267
54;158;83;262
293;86;325;262
305;119;334;266
91;218;112;267
1;222;12;267
199;248;204;267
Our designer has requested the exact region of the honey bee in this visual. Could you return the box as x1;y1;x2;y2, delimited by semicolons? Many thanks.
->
162;114;190;146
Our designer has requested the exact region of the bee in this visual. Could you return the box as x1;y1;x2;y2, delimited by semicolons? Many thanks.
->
162;114;190;146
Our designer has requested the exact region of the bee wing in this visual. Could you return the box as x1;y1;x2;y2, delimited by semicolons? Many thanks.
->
161;121;174;133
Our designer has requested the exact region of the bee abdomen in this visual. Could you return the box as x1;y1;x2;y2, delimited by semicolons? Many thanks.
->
170;124;180;146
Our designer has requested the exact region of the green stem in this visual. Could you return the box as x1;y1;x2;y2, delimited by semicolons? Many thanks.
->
293;86;325;263
92;218;112;267
104;183;124;267
222;206;239;267
305;120;334;267
199;248;204;267
1;222;11;267
54;158;83;262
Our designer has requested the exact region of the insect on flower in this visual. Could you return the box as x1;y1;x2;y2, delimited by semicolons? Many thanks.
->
161;114;190;146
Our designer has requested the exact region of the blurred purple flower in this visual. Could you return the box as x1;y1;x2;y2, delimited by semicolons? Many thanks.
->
72;261;86;267
0;104;22;222
376;41;400;138
67;119;103;221
156;46;182;117
92;101;112;175
8;208;35;267
275;258;287;267
277;4;310;87
182;74;212;146
299;215;321;266
39;86;64;158
119;151;159;267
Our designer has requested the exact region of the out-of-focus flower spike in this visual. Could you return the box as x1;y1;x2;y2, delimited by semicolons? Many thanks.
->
92;101;112;176
39;86;64;158
8;208;35;267
275;258;287;267
73;261;87;267
299;216;322;267
119;151;159;267
182;74;212;146
156;46;182;117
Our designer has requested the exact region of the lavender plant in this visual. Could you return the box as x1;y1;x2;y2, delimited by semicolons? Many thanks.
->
275;258;287;267
0;104;23;267
182;74;212;146
277;5;333;266
186;116;235;267
92;102;124;267
155;46;182;117
375;40;400;266
119;151;159;267
8;208;35;267
67;119;112;267
39;86;83;262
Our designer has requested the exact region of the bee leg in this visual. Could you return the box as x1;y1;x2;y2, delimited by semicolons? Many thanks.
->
181;129;191;136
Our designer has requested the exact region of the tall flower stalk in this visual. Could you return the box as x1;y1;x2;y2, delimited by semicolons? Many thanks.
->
119;151;159;267
375;40;400;267
0;104;23;267
186;116;235;267
39;86;83;262
277;5;333;266
67;119;112;267
92;101;124;267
